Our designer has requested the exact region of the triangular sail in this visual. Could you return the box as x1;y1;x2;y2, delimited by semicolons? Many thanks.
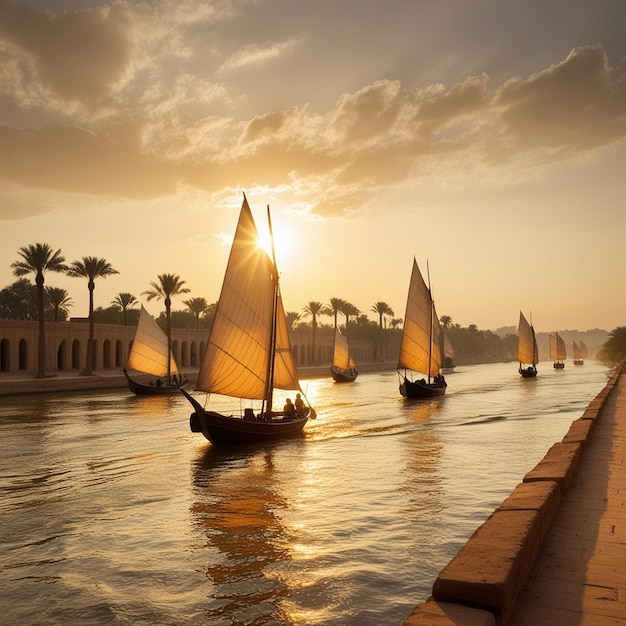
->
195;197;301;401
581;341;588;358
518;311;538;365
573;340;582;359
443;332;455;361
272;292;301;391
127;305;179;377
397;259;441;378
550;332;566;360
332;327;355;370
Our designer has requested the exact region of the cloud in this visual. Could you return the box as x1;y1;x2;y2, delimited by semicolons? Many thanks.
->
0;32;625;221
0;1;133;104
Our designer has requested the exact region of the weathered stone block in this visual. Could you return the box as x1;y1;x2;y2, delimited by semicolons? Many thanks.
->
432;509;542;624
522;441;582;492
561;417;594;446
403;599;496;626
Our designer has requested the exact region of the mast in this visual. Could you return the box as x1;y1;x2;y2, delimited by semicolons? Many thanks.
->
264;205;279;414
426;260;433;383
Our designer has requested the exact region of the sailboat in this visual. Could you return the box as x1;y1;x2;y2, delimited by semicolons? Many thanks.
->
441;331;455;371
518;311;538;378
573;340;586;365
397;259;447;398
550;331;566;369
180;195;316;445
123;305;186;395
330;326;358;382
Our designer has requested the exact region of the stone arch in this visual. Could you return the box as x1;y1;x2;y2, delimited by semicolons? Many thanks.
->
0;338;9;372
18;338;28;370
72;339;81;369
103;339;112;368
57;339;67;371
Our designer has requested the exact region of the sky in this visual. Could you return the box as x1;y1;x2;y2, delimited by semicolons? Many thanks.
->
1;0;625;333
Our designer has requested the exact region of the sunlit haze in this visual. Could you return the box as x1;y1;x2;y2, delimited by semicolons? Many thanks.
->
1;0;625;333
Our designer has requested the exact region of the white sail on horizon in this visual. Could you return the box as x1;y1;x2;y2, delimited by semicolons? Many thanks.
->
518;311;538;366
127;305;179;377
332;327;356;370
397;259;442;378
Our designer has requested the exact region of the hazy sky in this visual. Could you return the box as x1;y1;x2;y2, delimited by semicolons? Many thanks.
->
1;0;625;332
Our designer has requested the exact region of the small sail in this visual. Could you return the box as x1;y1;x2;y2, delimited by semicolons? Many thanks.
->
398;259;441;377
443;332;455;361
272;292;302;391
518;311;538;365
550;332;566;360
573;340;582;359
332;327;356;370
127;305;179;377
581;341;588;358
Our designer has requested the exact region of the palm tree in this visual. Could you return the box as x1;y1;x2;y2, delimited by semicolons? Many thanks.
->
111;292;138;325
371;301;394;329
301;301;325;365
66;256;119;375
341;302;360;329
326;297;346;328
439;315;452;331
183;297;209;331
142;273;190;381
45;287;73;322
11;243;67;378
286;311;301;332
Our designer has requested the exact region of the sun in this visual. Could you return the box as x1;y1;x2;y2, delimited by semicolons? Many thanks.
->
257;218;297;268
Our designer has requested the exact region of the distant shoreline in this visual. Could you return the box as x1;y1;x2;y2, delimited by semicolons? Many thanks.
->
0;362;398;397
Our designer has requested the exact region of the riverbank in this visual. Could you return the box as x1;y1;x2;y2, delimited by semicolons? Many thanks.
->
0;361;398;396
403;363;625;625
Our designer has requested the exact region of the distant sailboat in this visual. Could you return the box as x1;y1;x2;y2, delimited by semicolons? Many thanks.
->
123;305;186;395
180;195;315;445
550;331;566;369
518;311;538;378
441;331;455;371
397;259;447;398
573;340;587;365
330;326;358;382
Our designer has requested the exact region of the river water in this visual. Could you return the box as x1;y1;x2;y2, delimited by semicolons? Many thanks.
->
0;361;611;625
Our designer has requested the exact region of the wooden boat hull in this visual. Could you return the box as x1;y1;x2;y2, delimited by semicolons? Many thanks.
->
181;388;309;445
123;369;185;396
553;362;565;369
574;359;584;365
399;376;446;399
519;366;537;378
330;365;358;383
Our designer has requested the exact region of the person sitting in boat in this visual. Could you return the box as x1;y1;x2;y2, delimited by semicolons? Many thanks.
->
283;398;295;419
433;373;446;387
294;393;306;418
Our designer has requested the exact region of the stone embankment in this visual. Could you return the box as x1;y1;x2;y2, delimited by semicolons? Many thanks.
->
403;364;624;626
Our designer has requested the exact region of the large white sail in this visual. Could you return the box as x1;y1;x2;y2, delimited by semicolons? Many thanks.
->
397;259;442;378
332;327;355;370
127;305;179;377
195;197;300;400
518;311;538;365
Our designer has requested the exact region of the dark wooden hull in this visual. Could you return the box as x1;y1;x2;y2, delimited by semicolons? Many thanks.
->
330;365;358;383
519;366;538;378
180;388;310;445
123;369;184;396
399;376;446;399
553;362;565;369
574;359;584;365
